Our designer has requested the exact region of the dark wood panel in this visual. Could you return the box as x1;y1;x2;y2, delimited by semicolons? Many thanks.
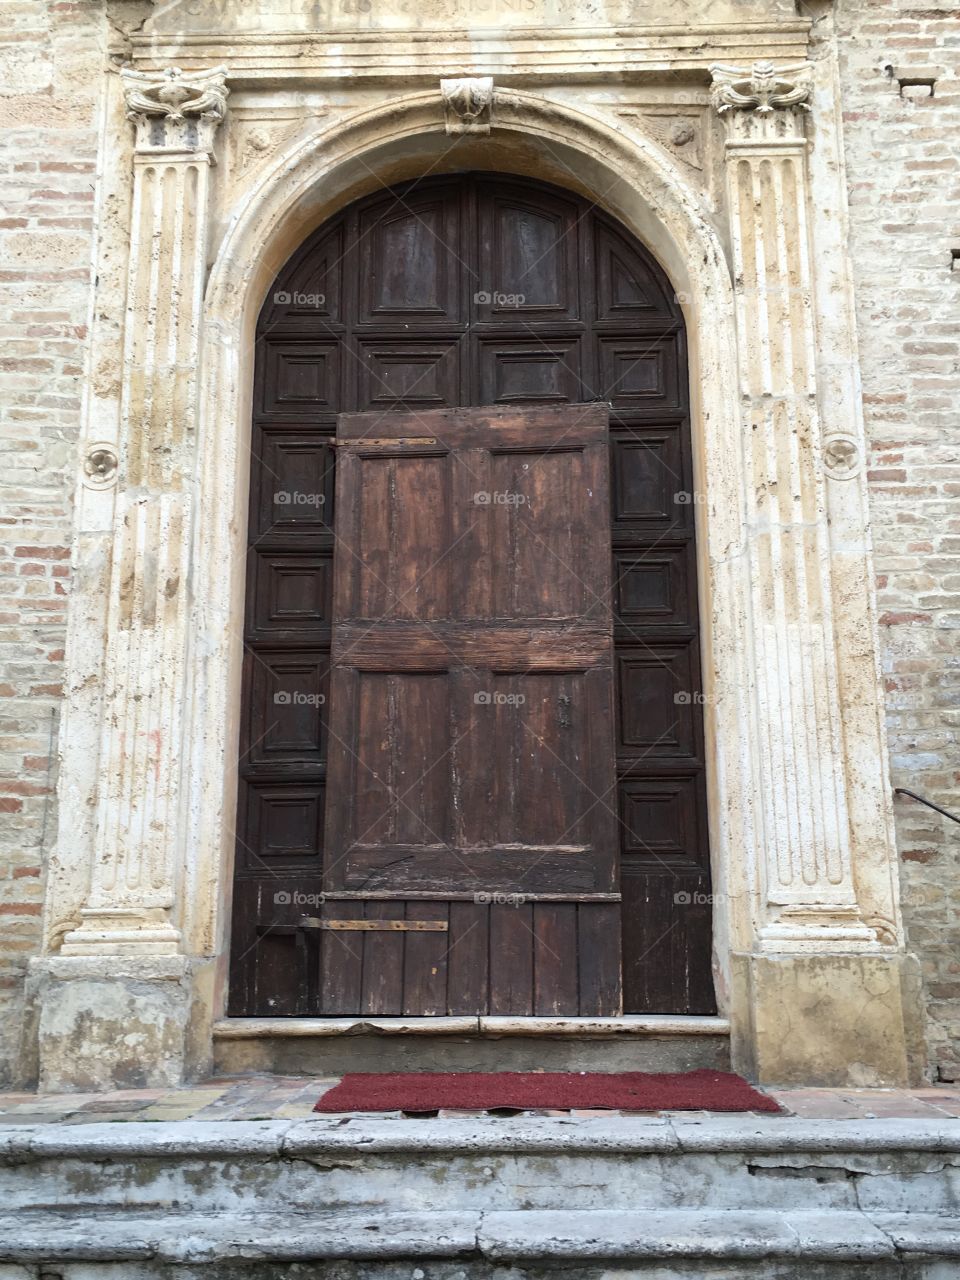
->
261;341;340;417
611;429;691;529
598;336;682;412
251;429;335;540
616;643;702;759
614;548;693;628
355;339;461;411
477;182;581;322
242;649;329;767
358;187;463;325
238;780;325;872
477;337;583;405
621;869;714;1015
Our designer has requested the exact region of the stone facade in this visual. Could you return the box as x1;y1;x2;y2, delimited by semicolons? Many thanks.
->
0;0;957;1088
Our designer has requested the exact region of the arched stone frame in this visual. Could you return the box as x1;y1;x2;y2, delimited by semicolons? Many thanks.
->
33;76;922;1090
178;89;748;1028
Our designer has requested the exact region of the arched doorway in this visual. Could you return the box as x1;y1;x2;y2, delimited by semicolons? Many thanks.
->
228;173;714;1017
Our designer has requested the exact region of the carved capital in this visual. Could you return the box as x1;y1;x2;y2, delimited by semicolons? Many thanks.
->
121;65;229;153
441;77;494;136
710;61;813;145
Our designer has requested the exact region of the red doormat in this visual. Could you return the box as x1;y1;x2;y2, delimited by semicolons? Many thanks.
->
314;1068;779;1114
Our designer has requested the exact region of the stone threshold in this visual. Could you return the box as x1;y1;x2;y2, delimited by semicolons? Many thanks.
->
213;1014;731;1040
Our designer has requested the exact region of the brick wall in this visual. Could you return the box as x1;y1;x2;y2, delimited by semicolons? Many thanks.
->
0;0;103;1085
837;0;960;1079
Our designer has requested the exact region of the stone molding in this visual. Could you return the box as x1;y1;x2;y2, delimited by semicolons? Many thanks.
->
128;25;812;84
441;77;494;136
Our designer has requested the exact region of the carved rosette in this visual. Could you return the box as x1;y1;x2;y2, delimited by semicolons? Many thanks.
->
822;436;861;480
441;77;494;136
121;65;229;153
710;61;813;145
82;444;119;490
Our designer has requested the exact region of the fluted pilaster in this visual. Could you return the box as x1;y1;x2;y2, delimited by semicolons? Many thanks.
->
711;61;875;950
61;67;228;955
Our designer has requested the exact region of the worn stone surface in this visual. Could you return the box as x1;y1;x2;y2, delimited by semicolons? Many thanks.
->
1;1113;960;1271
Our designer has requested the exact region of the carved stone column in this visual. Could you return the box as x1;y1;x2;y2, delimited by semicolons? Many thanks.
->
60;67;228;958
711;61;874;948
713;61;922;1085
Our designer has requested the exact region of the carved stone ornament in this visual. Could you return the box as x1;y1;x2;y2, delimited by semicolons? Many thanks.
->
122;65;229;123
822;435;861;480
82;444;119;489
710;61;813;115
121;66;229;152
441;77;494;136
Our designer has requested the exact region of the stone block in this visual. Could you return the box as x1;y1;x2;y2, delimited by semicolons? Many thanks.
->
31;957;191;1092
732;951;927;1088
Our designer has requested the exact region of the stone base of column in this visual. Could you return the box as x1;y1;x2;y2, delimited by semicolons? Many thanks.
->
729;950;927;1087
27;956;195;1092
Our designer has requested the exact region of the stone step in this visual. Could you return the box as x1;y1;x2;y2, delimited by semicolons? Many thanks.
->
0;1208;958;1273
212;1015;732;1075
3;1116;959;1214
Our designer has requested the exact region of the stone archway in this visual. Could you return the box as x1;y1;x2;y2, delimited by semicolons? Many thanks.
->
35;80;919;1090
182;90;746;1028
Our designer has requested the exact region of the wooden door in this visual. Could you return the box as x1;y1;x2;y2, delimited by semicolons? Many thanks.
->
317;403;619;1014
229;174;714;1017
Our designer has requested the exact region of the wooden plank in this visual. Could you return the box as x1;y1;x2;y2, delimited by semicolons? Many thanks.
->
360;901;405;1016
319;900;363;1015
533;903;579;1016
318;890;622;902
302;917;448;932
447;901;489;1014
337;402;610;449
332;624;611;668
402;901;449;1016
342;845;596;894
488;903;534;1016
577;902;622;1016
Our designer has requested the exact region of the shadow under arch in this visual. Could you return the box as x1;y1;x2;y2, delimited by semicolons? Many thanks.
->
183;88;752;1026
